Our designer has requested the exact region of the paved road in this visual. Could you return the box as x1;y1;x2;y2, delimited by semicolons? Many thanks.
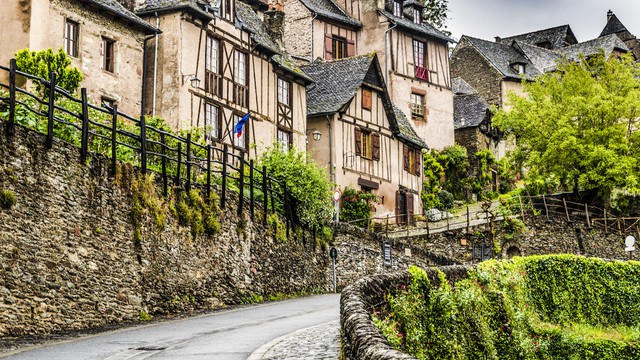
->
0;294;340;360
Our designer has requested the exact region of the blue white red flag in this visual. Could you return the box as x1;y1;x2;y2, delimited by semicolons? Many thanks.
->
234;113;250;138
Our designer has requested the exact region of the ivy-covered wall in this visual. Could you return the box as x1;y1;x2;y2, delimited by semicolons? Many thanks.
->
0;124;328;337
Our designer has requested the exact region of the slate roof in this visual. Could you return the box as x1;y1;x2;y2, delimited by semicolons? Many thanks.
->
513;41;562;73
454;93;489;130
452;77;476;96
299;0;362;28
82;0;157;33
235;2;280;53
559;34;629;59
497;25;577;49
600;13;628;37
302;55;426;149
462;36;541;80
136;0;214;20
379;10;453;43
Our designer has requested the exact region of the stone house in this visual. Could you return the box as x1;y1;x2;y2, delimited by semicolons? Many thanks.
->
302;54;427;222
282;0;455;151
135;0;312;159
0;0;157;115
599;10;640;59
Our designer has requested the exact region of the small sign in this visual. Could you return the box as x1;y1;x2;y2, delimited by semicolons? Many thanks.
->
332;190;341;203
625;235;636;252
330;247;338;260
383;241;392;267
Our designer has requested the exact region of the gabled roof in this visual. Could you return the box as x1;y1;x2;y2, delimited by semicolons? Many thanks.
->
80;0;157;33
299;0;362;28
452;77;476;96
461;35;541;80
136;0;215;21
513;41;562;73
497;25;578;49
600;13;628;37
379;10;453;43
454;93;490;130
302;54;427;149
559;34;629;59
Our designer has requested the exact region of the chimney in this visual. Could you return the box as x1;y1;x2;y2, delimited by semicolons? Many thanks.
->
607;9;614;22
494;36;501;42
264;0;285;45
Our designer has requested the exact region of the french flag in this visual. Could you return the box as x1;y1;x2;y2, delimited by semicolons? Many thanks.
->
234;113;250;138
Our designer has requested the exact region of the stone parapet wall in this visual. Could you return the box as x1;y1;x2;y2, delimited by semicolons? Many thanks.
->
0;124;327;337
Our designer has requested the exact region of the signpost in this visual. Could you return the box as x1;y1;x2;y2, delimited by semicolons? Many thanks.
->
330;247;338;292
625;235;636;259
382;241;392;268
332;190;341;223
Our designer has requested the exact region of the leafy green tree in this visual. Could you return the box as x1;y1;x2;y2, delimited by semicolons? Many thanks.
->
436;144;470;199
258;145;332;229
15;48;83;94
423;0;449;35
340;187;378;226
492;52;640;204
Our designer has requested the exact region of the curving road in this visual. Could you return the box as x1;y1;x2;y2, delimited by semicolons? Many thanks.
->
0;294;340;360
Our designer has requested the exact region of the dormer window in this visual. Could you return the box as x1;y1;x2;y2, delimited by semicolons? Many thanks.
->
511;62;526;75
393;0;403;18
413;8;422;24
518;64;525;74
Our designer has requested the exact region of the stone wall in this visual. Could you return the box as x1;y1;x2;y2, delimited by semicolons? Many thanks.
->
450;39;503;106
0;124;328;337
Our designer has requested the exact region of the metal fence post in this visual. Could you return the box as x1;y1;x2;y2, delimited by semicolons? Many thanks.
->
7;58;16;136
237;150;245;216
46;72;56;149
221;144;228;209
249;159;254;221
176;142;182;187
206;144;211;203
80;88;89;163
262;165;268;226
161;132;167;196
185;133;191;193
111;105;118;176
140;115;147;174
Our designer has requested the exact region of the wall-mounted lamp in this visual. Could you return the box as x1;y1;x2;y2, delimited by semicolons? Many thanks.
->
307;129;321;141
182;74;201;88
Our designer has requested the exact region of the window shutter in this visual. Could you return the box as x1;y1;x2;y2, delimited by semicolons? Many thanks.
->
403;145;409;171
325;34;333;60
372;133;380;161
395;190;401;217
347;39;355;57
414;149;421;176
354;127;362;155
406;193;414;225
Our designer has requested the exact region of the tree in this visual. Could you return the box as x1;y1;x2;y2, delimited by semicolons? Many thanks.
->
15;48;83;94
258;145;333;229
423;0;449;35
492;52;640;204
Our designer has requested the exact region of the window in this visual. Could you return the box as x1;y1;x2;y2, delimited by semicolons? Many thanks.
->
277;78;291;107
233;114;247;149
413;9;422;24
413;39;428;81
362;88;372;110
518;64;525;74
277;129;291;150
64;20;79;57
410;93;424;118
403;145;421;176
354;127;380;161
205;35;220;95
233;50;248;107
101;37;115;73
204;103;219;141
101;97;115;109
393;0;403;17
332;36;347;59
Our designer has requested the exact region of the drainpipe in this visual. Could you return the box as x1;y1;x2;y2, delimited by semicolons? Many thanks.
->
327;114;333;184
383;20;397;84
141;34;155;118
310;12;318;62
152;12;160;117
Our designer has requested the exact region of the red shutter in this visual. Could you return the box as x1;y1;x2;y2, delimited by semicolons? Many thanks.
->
414;149;421;176
325;34;333;60
372;133;380;161
347;39;355;57
403;145;409;171
354;127;362;155
406;193;414;225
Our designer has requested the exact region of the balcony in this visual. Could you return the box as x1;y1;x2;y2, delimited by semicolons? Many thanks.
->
415;66;429;81
204;70;221;96
233;83;249;108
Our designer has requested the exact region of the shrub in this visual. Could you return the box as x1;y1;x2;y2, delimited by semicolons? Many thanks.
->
340;187;378;226
0;189;16;210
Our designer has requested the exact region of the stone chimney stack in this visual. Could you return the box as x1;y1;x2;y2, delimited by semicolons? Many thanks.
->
607;9;614;22
264;0;285;45
494;36;501;42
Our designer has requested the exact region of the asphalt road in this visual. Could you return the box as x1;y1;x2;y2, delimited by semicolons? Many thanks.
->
0;294;340;360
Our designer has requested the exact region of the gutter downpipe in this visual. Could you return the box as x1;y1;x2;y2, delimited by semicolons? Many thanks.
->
383;20;397;84
327;114;333;184
141;34;155;117
152;12;160;117
310;12;318;62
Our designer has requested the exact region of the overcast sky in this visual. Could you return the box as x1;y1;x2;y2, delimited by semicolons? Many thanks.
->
447;0;640;43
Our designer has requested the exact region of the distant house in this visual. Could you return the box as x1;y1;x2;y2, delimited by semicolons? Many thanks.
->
0;0;157;115
282;0;455;150
136;0;312;159
302;54;426;222
599;10;640;59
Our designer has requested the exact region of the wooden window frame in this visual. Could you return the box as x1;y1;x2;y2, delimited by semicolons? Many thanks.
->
362;88;372;110
233;49;249;107
277;128;292;150
355;127;380;161
403;145;421;176
410;92;425;119
332;36;347;60
277;77;292;107
413;39;428;81
393;0;403;18
101;37;115;73
204;102;220;142
413;8;422;24
64;19;79;57
205;35;221;96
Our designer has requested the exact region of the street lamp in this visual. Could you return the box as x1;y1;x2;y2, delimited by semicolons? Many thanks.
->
182;74;201;88
306;129;321;141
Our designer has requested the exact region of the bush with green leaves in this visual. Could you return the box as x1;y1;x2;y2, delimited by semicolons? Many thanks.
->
340;187;378;226
375;256;640;359
15;48;83;95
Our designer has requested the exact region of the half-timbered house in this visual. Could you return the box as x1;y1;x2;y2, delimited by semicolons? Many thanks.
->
302;54;426;222
136;0;312;159
1;0;157;115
